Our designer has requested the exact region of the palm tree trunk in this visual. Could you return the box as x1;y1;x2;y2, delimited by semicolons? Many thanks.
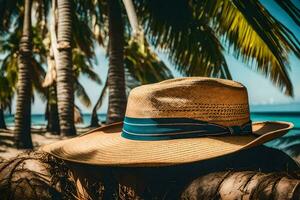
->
56;0;76;136
14;0;33;149
90;112;99;128
46;102;60;134
181;171;300;199
122;0;139;35
46;85;60;134
0;108;7;129
90;78;108;127
107;0;127;124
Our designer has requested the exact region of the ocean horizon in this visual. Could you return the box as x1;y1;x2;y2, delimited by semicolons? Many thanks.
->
3;109;300;150
4;111;300;132
4;104;300;136
4;99;300;131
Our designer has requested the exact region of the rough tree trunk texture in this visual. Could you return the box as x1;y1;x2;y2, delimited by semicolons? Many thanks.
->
0;108;7;129
46;85;60;134
90;111;100;128
0;147;299;199
14;0;33;149
0;151;76;200
90;78;108;127
67;146;300;199
181;171;300;200
106;0;127;124
56;0;76;136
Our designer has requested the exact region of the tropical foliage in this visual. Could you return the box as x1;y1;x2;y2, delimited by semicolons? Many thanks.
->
0;0;102;143
134;0;300;96
90;37;173;126
90;0;300;123
0;0;299;146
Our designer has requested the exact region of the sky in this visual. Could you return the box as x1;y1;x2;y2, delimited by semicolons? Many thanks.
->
8;0;300;114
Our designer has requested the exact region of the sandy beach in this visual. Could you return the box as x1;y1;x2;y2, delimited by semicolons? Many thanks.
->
0;126;93;161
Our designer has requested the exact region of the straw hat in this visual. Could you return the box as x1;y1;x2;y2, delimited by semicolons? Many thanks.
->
41;77;293;167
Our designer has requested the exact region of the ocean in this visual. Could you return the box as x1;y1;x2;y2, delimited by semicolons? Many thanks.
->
4;113;108;128
4;111;300;149
4;112;299;133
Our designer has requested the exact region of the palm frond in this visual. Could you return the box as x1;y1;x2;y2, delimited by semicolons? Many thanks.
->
134;0;300;96
74;79;92;107
1;52;18;87
92;0;108;46
82;67;102;84
72;6;95;58
0;0;21;34
0;76;14;110
94;77;108;111
200;0;297;96
72;48;102;84
33;0;49;36
274;0;300;27
31;57;47;101
124;37;173;86
135;0;231;79
74;104;83;124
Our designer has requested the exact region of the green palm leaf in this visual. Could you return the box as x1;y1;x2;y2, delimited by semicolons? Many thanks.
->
124;37;173;86
135;0;300;96
136;0;231;79
201;0;300;96
74;79;92;107
274;0;300;27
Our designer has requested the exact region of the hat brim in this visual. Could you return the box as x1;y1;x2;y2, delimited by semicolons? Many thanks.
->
40;121;293;167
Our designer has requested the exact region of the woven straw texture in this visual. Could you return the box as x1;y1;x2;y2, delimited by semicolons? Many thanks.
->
41;77;293;167
41;121;292;167
126;77;249;126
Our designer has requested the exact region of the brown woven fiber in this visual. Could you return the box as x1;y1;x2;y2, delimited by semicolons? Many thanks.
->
41;77;293;167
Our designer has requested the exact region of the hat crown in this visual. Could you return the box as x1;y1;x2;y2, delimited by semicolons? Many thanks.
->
125;77;250;126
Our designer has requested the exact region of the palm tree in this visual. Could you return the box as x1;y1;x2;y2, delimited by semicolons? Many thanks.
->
90;78;108;127
44;46;101;133
43;0;101;133
45;84;60;134
51;0;102;134
134;0;300;96
55;0;76;135
90;0;172;125
106;0;127;124
274;0;300;27
90;0;299;125
1;0;101;135
90;37;173;126
0;2;47;147
13;0;34;148
1;0;100;136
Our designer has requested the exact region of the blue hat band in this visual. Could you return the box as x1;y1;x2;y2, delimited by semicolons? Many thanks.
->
121;117;252;141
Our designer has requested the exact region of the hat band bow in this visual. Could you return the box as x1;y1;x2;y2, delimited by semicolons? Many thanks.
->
122;117;252;141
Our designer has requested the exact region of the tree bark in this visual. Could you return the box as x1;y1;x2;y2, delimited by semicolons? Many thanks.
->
106;0;127;124
0;151;76;200
90;112;100;127
0;149;299;200
56;0;76;135
46;103;60;135
14;0;33;149
90;78;108;127
181;171;300;200
0;108;7;129
46;85;60;134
